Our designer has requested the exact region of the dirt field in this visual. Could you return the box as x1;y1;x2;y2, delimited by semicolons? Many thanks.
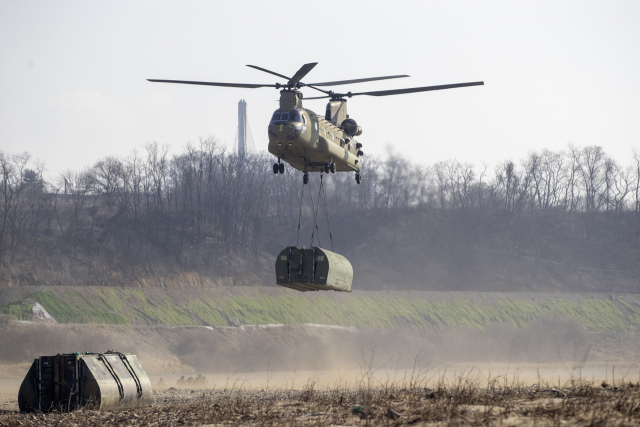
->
2;374;640;426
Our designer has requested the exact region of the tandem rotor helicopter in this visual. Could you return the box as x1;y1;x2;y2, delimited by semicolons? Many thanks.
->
148;63;483;185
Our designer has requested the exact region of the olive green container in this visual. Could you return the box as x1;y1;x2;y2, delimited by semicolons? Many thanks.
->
18;352;152;412
275;246;353;292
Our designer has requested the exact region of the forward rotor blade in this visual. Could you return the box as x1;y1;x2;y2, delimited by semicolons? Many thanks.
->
352;81;484;97
303;95;331;100
308;75;410;87
147;79;275;88
288;62;318;86
246;65;291;81
304;84;332;96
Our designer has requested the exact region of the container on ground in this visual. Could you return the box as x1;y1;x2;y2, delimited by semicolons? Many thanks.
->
18;351;152;412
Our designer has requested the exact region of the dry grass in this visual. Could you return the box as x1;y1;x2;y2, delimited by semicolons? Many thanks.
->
2;369;640;426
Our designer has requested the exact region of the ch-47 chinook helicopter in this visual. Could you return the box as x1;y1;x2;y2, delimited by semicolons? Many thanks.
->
148;63;483;184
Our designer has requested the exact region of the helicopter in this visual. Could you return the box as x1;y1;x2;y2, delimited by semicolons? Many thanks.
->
148;63;483;184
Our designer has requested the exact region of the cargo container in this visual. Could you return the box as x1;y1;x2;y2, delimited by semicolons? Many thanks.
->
275;246;353;292
18;352;152;412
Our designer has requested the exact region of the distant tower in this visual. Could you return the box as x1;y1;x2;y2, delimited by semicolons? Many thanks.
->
238;99;247;159
234;99;255;160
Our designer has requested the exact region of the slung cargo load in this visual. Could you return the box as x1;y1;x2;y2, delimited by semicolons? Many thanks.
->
276;246;353;292
18;351;152;412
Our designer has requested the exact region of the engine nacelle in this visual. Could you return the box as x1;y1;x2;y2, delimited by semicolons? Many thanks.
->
342;118;362;136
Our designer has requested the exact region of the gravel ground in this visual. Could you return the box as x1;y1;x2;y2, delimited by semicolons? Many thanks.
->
1;381;640;426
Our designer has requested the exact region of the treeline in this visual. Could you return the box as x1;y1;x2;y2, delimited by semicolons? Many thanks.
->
2;139;640;292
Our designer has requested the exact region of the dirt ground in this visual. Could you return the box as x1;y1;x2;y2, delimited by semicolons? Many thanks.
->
2;376;640;426
1;320;639;424
2;362;638;412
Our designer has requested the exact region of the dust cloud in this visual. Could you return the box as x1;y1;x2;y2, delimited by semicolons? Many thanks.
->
0;317;633;378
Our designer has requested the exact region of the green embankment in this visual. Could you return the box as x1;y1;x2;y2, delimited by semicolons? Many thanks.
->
0;299;33;320
2;287;640;333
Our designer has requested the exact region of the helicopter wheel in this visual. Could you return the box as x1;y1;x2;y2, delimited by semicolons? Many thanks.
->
324;163;330;174
355;173;362;184
279;163;285;174
273;163;279;174
330;162;336;174
303;173;309;185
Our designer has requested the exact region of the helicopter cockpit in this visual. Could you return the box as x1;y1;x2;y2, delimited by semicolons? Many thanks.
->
271;109;306;124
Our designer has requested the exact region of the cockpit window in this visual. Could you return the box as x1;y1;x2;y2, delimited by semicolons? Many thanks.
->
272;110;305;123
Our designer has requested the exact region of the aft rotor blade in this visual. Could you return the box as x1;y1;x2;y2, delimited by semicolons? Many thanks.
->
308;75;410;87
246;65;291;81
147;79;276;88
352;81;484;97
288;62;318;86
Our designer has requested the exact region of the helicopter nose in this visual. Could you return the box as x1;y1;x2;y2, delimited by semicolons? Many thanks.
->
286;123;302;141
270;123;286;140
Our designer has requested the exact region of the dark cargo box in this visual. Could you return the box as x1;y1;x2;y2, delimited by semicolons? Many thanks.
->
18;352;152;412
276;246;353;292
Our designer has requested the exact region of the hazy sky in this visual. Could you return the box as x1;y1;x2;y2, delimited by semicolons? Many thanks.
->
1;1;639;175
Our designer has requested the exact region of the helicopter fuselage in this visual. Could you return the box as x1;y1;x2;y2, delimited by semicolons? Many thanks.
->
267;90;362;173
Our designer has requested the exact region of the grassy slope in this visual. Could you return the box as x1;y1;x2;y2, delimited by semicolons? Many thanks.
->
2;286;640;333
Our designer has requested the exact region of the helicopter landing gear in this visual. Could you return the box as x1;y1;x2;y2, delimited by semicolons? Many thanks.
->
324;162;336;174
273;160;284;174
355;173;362;184
303;172;309;185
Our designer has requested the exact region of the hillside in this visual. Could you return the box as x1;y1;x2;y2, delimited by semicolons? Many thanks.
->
3;286;640;380
2;286;640;333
